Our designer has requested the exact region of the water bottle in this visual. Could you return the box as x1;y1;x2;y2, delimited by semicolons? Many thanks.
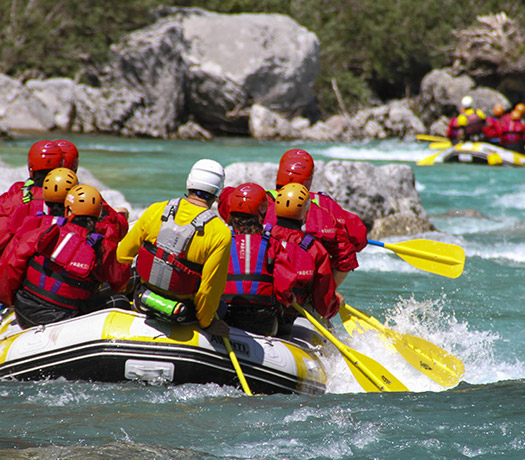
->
140;289;187;322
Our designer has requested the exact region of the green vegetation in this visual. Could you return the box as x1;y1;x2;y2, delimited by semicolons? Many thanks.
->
1;0;523;116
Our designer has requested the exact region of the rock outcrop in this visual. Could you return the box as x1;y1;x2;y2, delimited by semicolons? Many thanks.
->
224;160;435;238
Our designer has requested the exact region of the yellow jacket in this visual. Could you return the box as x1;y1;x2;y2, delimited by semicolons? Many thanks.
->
117;199;232;328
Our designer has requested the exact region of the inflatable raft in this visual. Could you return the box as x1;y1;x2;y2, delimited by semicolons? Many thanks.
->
418;141;525;167
0;308;327;395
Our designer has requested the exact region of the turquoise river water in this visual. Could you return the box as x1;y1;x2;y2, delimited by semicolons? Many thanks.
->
0;135;523;459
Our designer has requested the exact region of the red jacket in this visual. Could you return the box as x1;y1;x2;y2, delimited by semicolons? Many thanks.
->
269;222;339;319
264;190;339;266
499;119;524;150
482;117;502;141
99;200;129;244
310;191;367;271
0;219;130;307
0;181;43;253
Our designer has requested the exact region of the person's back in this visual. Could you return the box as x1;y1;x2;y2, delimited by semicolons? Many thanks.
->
448;96;486;142
269;183;341;337
117;159;232;337
482;104;504;144
271;148;367;286
500;110;525;152
0;140;64;256
0;184;130;329
222;183;281;336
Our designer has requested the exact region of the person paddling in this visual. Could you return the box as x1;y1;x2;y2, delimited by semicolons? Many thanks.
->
117;159;232;338
0;184;131;329
221;182;282;336
0;140;64;256
270;183;343;337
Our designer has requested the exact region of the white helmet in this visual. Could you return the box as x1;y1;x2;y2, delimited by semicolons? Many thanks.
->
186;159;225;196
461;95;473;109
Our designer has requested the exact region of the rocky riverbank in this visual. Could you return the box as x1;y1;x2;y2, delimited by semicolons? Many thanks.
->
1;9;523;142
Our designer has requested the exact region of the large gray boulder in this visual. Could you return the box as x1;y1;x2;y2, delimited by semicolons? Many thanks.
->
224;160;434;238
0;74;56;132
97;7;319;136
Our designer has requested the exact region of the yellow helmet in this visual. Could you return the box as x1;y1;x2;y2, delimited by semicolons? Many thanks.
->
64;184;103;218
43;168;78;203
275;183;310;221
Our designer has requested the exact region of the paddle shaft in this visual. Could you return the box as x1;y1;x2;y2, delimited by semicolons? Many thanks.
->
368;239;461;266
215;314;253;396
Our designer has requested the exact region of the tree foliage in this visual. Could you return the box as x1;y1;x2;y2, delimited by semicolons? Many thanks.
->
1;0;523;116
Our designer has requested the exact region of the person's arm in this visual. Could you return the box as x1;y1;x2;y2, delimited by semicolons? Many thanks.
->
311;243;340;319
0;228;42;306
116;202;163;264
96;239;131;292
193;222;232;329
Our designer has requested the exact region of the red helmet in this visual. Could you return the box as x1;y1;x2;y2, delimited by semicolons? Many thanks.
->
229;183;268;221
55;139;79;172
276;148;314;189
27;140;63;177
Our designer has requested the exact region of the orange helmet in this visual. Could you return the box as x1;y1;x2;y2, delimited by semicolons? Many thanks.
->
64;184;103;218
229;183;268;221
275;183;310;221
276;148;315;189
43;168;79;203
493;105;504;117
514;102;525;114
27;140;63;177
55;139;79;172
510;110;522;121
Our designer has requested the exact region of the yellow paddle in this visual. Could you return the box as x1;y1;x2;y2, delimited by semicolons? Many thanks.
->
215;313;253;396
416;134;451;143
292;302;408;392
417;150;446;166
367;239;465;279
340;304;465;387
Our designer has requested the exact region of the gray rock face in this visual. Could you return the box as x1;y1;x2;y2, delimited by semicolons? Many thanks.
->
417;68;510;128
99;7;319;136
224;160;434;237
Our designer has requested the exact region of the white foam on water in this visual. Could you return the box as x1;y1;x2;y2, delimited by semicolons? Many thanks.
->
324;293;524;395
314;140;430;163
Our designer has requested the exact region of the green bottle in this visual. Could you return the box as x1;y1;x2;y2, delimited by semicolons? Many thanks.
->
140;289;186;321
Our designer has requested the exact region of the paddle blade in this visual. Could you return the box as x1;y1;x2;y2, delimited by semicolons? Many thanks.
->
416;134;450;143
342;346;408;393
383;239;465;279
417;152;443;166
398;334;465;387
342;304;465;388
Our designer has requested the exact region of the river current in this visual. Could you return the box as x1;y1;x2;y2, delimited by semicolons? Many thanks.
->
0;135;523;459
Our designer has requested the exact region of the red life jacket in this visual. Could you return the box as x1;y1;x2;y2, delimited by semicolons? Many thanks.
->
266;189;337;255
465;112;485;138
500;120;524;145
8;200;47;235
223;225;276;308
136;198;217;296
23;222;103;310
448;117;465;142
